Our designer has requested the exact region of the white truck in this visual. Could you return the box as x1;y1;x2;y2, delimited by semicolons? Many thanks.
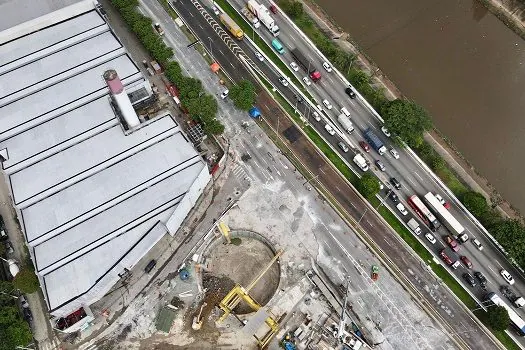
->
337;113;354;133
407;218;422;235
241;7;261;28
247;0;280;36
353;154;368;171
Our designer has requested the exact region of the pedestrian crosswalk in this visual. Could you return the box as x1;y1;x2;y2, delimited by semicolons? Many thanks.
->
232;164;251;182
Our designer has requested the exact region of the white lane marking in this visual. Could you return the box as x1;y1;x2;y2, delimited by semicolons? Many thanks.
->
488;265;496;274
384;238;392;247
278;158;289;169
335;186;342;193
414;171;424;181
218;49;224;56
289;34;296;41
319;168;326;175
366;220;374;227
495;259;503;268
368;122;377;129
405;177;417;187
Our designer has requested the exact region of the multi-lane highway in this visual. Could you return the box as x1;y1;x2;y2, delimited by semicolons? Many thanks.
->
141;0;517;347
220;0;525;327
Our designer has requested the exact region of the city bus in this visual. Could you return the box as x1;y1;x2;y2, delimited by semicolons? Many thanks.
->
487;292;525;336
407;195;440;231
423;192;464;236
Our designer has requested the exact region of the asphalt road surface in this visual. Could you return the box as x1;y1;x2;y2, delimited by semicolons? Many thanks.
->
143;0;505;348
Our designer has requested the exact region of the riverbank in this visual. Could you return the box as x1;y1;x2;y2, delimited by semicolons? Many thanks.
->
301;0;521;222
480;0;525;41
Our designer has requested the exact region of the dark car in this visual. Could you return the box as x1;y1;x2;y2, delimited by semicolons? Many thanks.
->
475;272;487;288
460;255;472;269
145;259;157;273
22;307;33;322
501;285;517;301
359;141;370;153
345;87;356;99
0;216;7;241
269;4;278;14
389;191;399;203
463;273;476;287
375;160;386;171
390;177;401;190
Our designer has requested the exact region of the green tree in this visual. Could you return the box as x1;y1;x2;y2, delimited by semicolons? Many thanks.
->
165;61;184;85
0;306;32;349
185;94;218;121
12;267;39;294
484;305;510;331
382;99;432;148
280;0;304;19
179;77;203;100
491;219;525;267
111;0;138;10
356;173;380;199
462;191;489;218
203;119;225;135
229;80;256;111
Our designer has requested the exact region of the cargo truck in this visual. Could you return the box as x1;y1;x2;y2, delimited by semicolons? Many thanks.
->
290;48;321;82
337;113;354;133
240;7;261;28
219;13;244;40
364;128;386;155
247;0;280;36
407;218;422;235
353;154;368;171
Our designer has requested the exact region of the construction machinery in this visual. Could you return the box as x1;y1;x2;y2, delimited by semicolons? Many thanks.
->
218;249;284;348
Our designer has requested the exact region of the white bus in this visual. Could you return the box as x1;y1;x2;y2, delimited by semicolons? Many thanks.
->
487;292;525;336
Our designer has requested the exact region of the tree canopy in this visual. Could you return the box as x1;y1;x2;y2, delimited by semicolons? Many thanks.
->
13;267;39;294
382;99;432;148
462;191;489;218
356;173;381;199
229;80;256;111
484;305;510;331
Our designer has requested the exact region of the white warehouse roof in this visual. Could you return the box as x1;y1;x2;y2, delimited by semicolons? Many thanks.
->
0;4;211;316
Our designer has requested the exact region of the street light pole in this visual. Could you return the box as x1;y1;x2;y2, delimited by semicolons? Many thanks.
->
358;189;392;224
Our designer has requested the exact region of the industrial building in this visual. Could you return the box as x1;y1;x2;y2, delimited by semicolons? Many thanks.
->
0;0;210;329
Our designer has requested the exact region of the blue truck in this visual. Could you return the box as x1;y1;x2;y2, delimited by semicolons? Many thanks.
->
364;128;387;155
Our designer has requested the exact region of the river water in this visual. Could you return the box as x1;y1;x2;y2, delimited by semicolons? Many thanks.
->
317;0;525;212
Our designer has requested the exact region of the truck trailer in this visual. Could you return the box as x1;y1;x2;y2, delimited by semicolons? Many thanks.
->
240;7;261;28
219;13;244;40
337;113;354;133
364;128;386;155
290;48;321;82
247;0;280;36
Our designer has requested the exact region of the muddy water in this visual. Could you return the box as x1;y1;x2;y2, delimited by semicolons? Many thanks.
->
317;0;525;212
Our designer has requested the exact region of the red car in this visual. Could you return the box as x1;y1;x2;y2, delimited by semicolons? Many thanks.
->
359;141;370;153
440;250;453;265
461;256;473;269
445;236;460;252
269;4;278;14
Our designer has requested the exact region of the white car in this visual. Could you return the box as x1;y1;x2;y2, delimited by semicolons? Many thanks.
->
313;111;321;121
322;61;332;72
390;148;400;159
302;76;311;86
322;99;333;110
396;203;408;216
381;126;391;137
220;89;229;99
255;51;264;62
316;104;323;113
472;238;484;251
290;62;299;71
325;124;335;135
278;76;289;87
425;232;437;244
212;6;220;15
501;269;515;285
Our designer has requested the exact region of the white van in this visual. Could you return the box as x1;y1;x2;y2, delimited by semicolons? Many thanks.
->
325;124;335;135
341;107;351;117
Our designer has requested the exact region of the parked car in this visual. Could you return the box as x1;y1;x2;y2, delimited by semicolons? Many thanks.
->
313;111;321;121
381;126;391;137
396;203;408;216
322;61;332;72
472;238;484;251
501;269;515;285
255;51;264;62
145;259;157;273
425;232;437;244
345;87;356;99
460;255;473;269
389;191;399;203
474;271;487;288
4;241;13;254
294;94;303;103
359;141;370;153
435;193;451;209
19;295;29;309
0;216;7;242
390;177;401;190
325;124;335;136
290;62;299;71
322;99;333;110
389;148;400;159
338;142;349;153
463;273;476;287
445;236;460;252
212;6;220;15
302;76;311;86
375;160;386;171
278;76;289;87
220;89;229;99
